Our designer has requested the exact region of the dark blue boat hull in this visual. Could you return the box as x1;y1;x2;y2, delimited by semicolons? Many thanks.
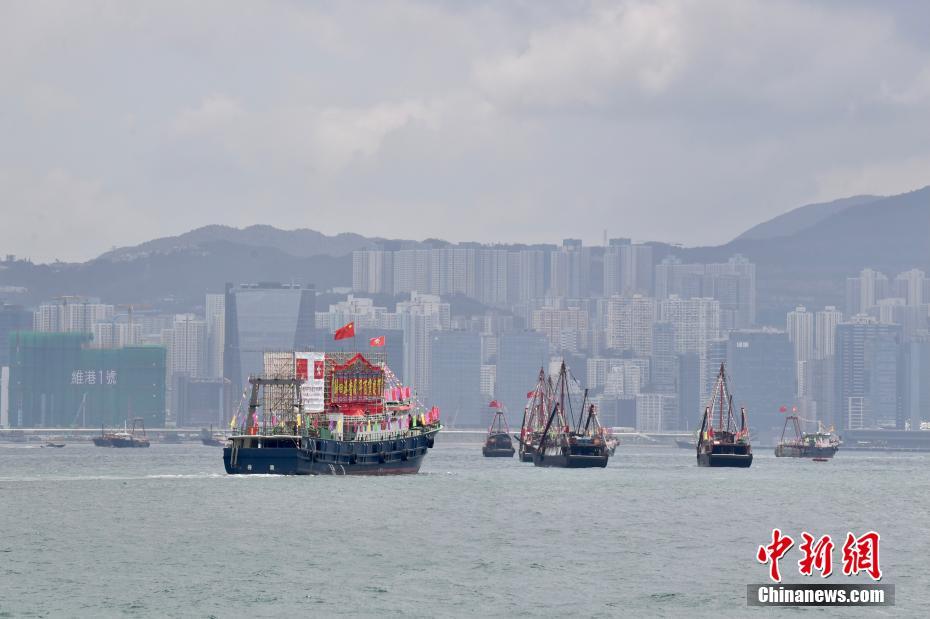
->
223;433;435;476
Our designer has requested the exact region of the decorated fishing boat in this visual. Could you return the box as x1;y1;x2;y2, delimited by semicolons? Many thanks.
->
696;364;752;467
533;361;609;469
775;415;839;459
223;350;440;476
483;402;515;457
517;368;551;462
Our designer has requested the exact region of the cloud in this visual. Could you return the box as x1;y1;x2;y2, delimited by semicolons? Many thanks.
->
2;1;930;261
0;168;135;263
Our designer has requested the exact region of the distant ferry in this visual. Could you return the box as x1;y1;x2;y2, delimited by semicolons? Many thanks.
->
223;351;440;476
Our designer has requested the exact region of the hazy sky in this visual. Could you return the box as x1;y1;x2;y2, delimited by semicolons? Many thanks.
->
3;0;930;263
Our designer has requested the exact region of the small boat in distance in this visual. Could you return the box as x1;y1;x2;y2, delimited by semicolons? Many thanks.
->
200;426;227;447
775;415;839;459
93;418;151;448
42;439;66;448
483;402;515;457
696;364;752;468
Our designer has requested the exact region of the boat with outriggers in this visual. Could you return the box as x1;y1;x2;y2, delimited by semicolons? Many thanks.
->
223;351;440;475
483;402;515;457
532;361;610;469
696;364;752;468
775;415;840;459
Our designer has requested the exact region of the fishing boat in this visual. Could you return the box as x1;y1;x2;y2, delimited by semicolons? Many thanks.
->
199;426;227;447
224;351;440;476
517;368;551;462
483;402;515;457
93;419;151;448
533;361;609;469
775;415;839;459
696;364;752;468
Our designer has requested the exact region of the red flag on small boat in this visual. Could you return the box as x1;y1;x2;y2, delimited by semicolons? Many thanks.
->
526;391;535;398
369;335;385;347
488;400;502;409
334;321;355;340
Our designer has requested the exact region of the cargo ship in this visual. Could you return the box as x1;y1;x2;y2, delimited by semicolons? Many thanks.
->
223;351;440;476
93;418;151;448
696;364;752;467
775;415;839;459
517;368;551;462
533;361;609;468
482;402;515;457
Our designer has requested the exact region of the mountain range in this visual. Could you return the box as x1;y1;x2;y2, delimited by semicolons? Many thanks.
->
1;186;927;323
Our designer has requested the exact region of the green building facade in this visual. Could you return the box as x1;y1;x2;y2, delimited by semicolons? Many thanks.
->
8;332;167;428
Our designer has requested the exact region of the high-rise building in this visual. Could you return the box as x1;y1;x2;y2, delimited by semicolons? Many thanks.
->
894;268;925;306
814;306;843;360
430;248;477;297
655;256;704;300
392;249;431;295
604;239;654;297
430;331;482;427
606;295;656;356
726;329;795;437
205;293;225;379
704;255;756;330
352;249;394;294
476;249;509;307
677;352;701;430
397;292;450;401
901;336;930;431
496;331;549;416
833;317;901;430
846;268;890;315
787;305;814;397
163;314;209;380
531;305;589;353
635;393;677;432
33;297;114;334
0;304;31;366
8;332;166;428
223;282;316;397
650;321;677;392
660;296;720;356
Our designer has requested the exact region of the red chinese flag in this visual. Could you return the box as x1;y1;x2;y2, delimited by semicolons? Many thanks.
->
369;335;385;347
779;405;788;413
527;391;536;398
334;321;355;340
488;400;502;409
